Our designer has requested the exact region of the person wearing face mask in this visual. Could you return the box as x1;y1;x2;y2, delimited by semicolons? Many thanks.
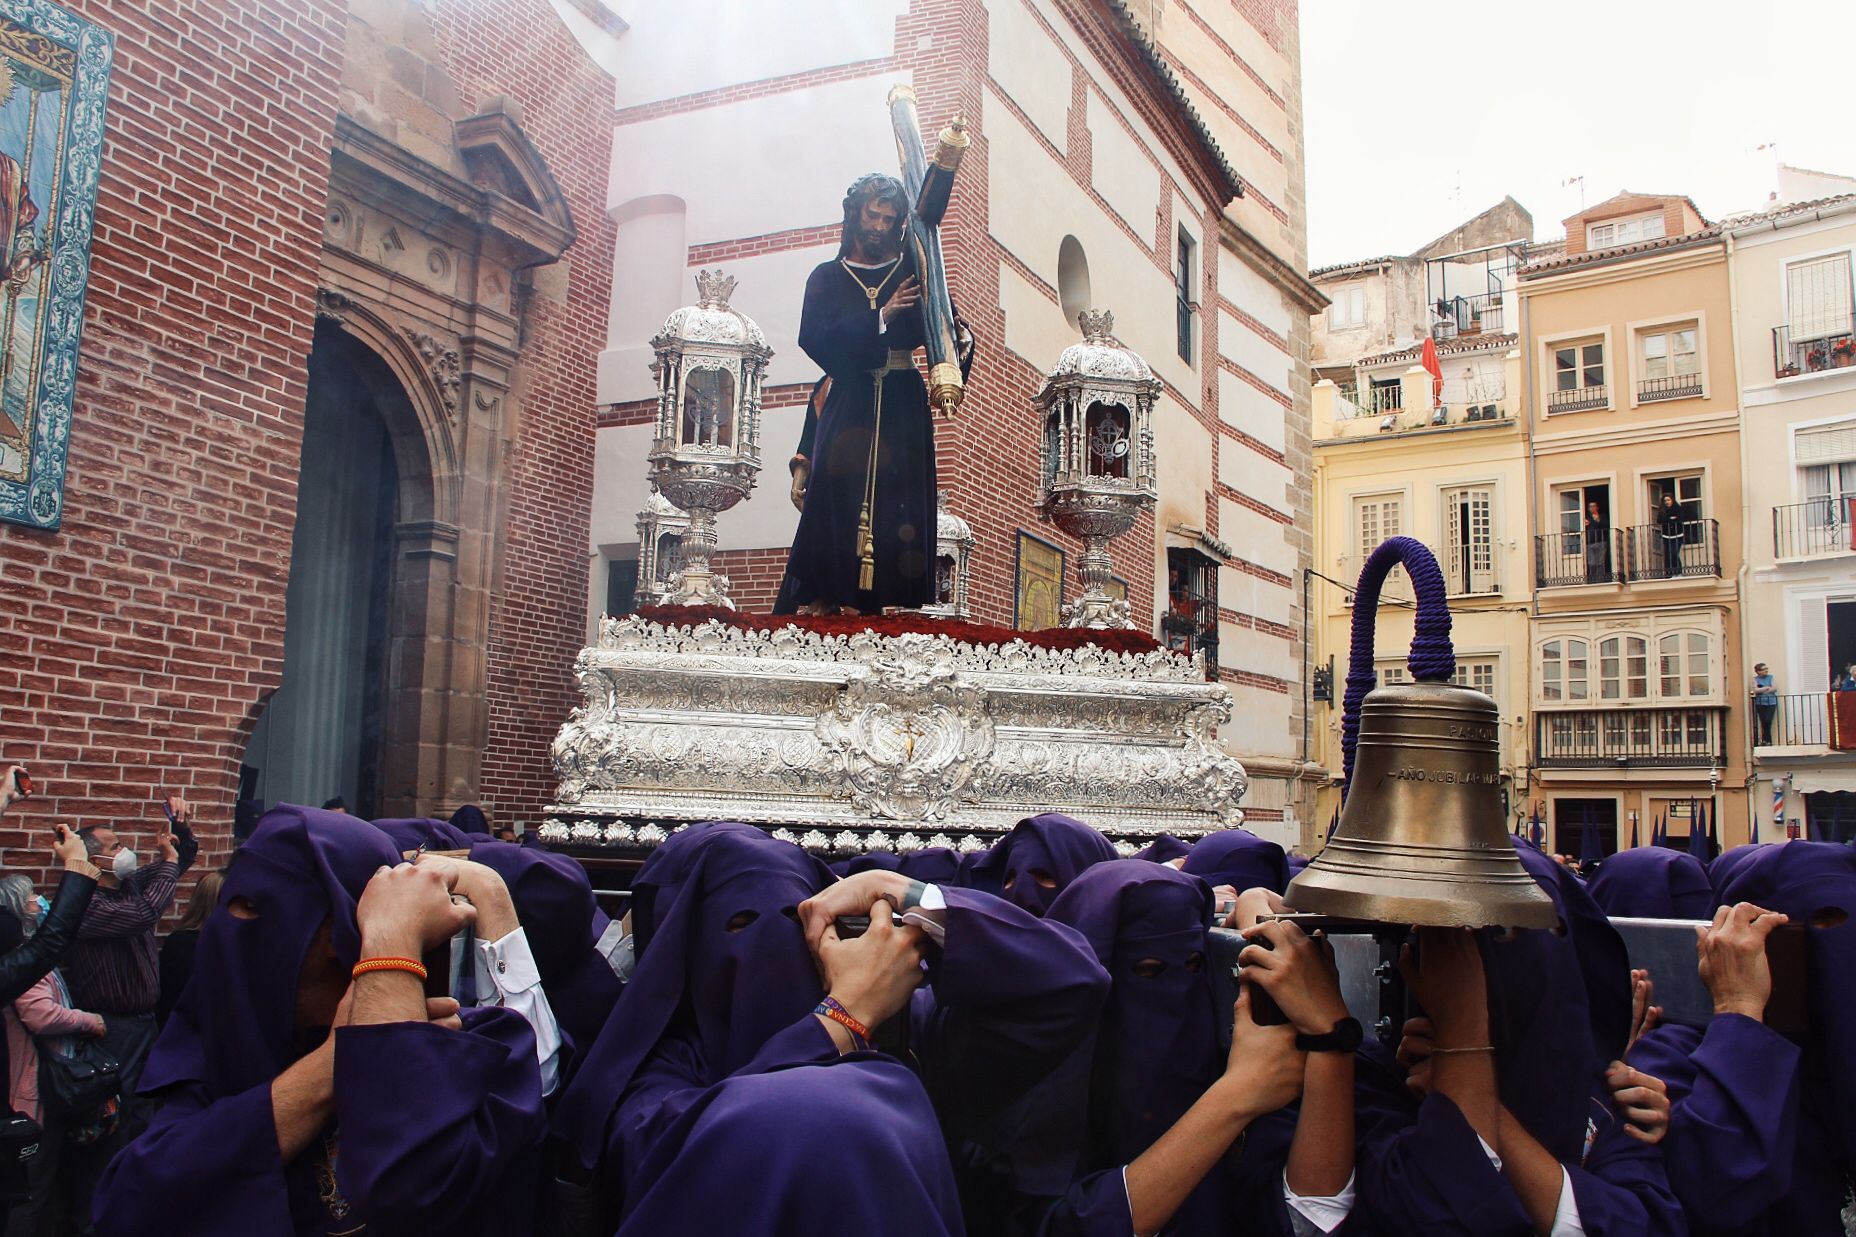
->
60;807;197;1230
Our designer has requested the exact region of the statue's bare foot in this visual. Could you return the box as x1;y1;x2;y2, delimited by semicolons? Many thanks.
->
798;600;836;616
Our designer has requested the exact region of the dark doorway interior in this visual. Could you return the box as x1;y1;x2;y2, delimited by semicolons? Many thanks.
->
1828;602;1856;686
1555;797;1618;860
1805;792;1856;844
245;329;404;818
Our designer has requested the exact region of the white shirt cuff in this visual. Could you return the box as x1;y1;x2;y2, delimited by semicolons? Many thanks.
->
900;883;948;946
916;883;946;910
1476;1132;1503;1171
473;927;564;1096
1550;1167;1586;1237
1283;1169;1355;1235
596;917;632;981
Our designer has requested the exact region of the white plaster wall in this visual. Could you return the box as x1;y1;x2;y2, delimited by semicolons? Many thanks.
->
600;244;837;406
604;1;906;109
985;90;1193;408
1153;393;1215;530
1219;309;1291;396
982;0;1070;153
1220;498;1296;577
1219;439;1291;507
609;75;906;248
1220;566;1294;628
1086;91;1159;239
591;416;805;556
1223;686;1296;759
1220;247;1293;336
1219;369;1286;454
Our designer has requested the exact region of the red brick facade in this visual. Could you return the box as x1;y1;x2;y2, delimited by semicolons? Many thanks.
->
0;0;347;882
423;1;614;828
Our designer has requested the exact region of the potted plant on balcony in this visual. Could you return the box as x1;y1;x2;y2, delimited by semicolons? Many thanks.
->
1808;345;1830;372
1834;337;1856;368
1778;361;1801;378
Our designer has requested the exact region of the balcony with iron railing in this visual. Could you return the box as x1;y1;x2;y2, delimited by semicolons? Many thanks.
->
1535;520;1720;588
1750;692;1829;750
1547;384;1608;414
1535;527;1626;588
1637;372;1703;403
1773;497;1856;559
1432;292;1506;340
1624;519;1721;581
1333;382;1403;418
1536;706;1727;769
1772;315;1856;379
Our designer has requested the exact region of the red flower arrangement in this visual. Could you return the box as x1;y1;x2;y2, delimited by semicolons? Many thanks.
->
632;605;1169;657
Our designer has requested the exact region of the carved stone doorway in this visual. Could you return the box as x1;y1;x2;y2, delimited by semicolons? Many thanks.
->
246;326;429;815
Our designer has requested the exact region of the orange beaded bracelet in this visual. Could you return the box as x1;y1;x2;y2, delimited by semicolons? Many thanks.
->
351;956;428;981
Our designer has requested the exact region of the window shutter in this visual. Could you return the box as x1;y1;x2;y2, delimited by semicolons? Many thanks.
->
1796;594;1830;692
1787;254;1854;341
1795;421;1856;466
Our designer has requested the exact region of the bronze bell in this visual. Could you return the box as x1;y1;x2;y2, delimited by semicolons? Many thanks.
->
1288;678;1558;929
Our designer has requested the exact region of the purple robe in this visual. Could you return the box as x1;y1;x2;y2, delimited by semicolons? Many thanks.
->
1627;1017;1800;1235
1182;827;1291;895
966;813;1118;915
553;825;1107;1229
95;806;546;1237
1587;848;1714;919
1132;834;1192;865
371;815;475;853
773;249;935;613
1701;841;1856;1235
1355;841;1681;1237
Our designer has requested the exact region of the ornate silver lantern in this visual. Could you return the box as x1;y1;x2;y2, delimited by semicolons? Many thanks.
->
1036;310;1158;628
924;490;977;619
646;269;772;608
634;483;689;603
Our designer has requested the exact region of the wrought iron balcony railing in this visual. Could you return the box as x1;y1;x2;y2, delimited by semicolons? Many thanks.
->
1772;315;1856;379
1536;706;1726;768
1638;373;1703;402
1749;692;1827;748
1624;519;1721;580
1535;527;1625;588
1773;498;1855;558
1547;384;1607;414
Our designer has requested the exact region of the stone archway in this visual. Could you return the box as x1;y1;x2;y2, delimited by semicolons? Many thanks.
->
309;106;575;816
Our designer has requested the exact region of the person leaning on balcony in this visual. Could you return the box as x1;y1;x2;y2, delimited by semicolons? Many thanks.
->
1752;665;1778;745
1837;664;1856;693
1584;501;1611;583
1656;494;1685;578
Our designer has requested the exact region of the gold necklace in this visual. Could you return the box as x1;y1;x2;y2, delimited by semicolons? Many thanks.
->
839;257;900;311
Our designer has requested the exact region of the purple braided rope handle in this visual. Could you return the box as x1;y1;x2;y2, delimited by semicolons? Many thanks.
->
1339;536;1456;799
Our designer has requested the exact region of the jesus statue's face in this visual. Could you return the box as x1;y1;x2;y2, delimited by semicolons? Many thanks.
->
853;197;903;262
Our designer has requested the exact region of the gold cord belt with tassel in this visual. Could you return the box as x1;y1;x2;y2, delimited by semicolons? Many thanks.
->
855;349;917;592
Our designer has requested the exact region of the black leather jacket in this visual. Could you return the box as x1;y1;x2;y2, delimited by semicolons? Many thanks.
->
0;866;98;1005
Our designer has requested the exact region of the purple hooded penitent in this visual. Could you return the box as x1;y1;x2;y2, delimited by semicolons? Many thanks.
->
1357;839;1681;1237
966;812;1117;915
1182;827;1291;895
1587;847;1714;920
372;815;475;853
95;806;546;1237
1132;833;1192;865
462;834;624;1074
550;828;835;1201
1697;841;1856;1235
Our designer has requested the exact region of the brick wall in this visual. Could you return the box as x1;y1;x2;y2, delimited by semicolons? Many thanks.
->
424;0;614;831
0;0;347;887
709;547;791;613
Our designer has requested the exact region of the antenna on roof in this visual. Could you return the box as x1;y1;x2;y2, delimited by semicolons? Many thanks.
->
1560;175;1586;209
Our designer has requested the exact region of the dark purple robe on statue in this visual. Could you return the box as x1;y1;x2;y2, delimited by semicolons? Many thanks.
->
967;813;1119;915
1182;827;1292;895
94;806;546;1237
774;251;936;613
1587;847;1714;920
1692;840;1856;1236
1355;841;1682;1237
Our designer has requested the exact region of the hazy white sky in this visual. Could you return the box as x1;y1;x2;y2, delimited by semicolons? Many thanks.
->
1300;0;1856;268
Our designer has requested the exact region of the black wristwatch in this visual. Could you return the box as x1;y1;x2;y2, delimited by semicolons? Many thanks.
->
1295;1017;1363;1053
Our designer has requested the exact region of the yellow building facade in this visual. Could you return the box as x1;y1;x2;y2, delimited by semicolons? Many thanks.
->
1519;194;1749;854
1310;347;1531;838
